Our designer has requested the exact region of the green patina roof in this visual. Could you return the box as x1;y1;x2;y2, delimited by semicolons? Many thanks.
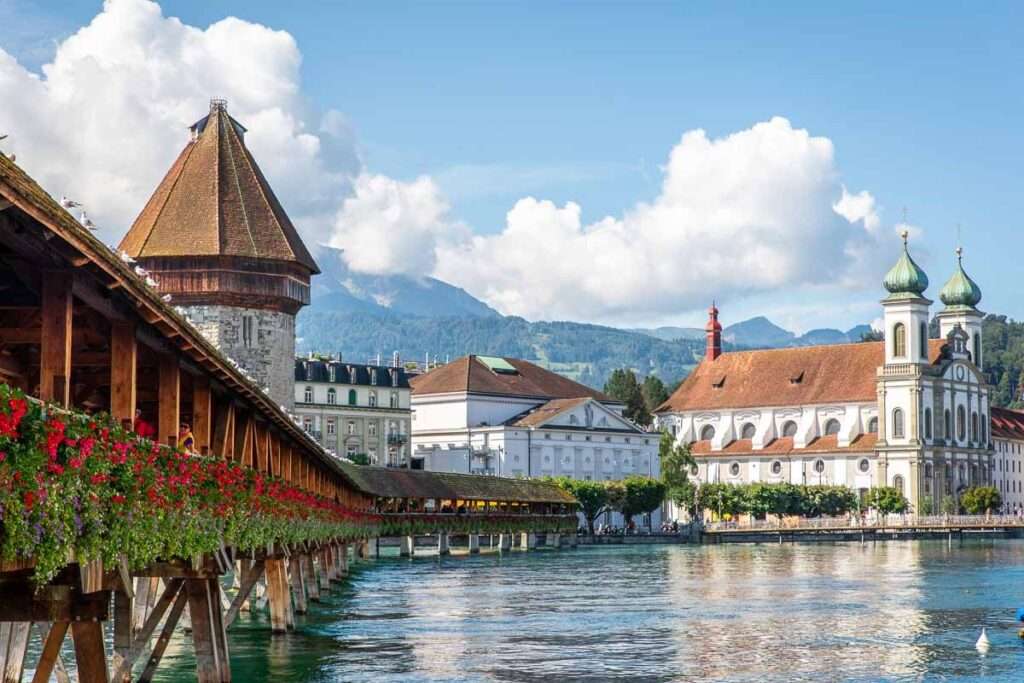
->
939;248;982;310
883;231;929;299
337;462;577;504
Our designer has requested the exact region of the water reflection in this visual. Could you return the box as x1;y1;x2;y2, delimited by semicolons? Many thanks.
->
152;541;1024;682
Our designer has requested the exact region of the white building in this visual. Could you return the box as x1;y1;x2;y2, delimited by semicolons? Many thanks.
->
293;357;412;466
656;236;993;514
410;355;662;527
991;407;1024;513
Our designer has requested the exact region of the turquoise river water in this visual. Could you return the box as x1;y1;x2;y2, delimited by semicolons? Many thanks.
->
149;540;1024;682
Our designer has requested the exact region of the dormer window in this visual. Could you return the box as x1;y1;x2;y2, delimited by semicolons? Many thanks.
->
789;371;804;385
781;421;798;438
699;425;715;441
711;374;726;389
824;419;841;436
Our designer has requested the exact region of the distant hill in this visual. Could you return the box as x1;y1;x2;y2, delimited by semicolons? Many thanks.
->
310;245;499;319
723;316;795;347
631;318;874;349
626;325;704;342
296;312;706;389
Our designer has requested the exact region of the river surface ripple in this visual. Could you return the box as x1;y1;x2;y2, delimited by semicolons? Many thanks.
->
154;540;1024;682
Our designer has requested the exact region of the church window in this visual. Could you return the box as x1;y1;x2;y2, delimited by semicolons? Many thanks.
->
700;425;715;441
782;421;798;438
741;423;756;439
924;408;932;440
858;458;870;473
892;409;905;439
729;462;740;477
824;419;841;436
348;389;357;406
303;386;313;404
893;475;905;494
981;420;987;443
893;323;906;358
326;388;336;405
771;460;782;475
957;406;966;441
971;412;978;443
813;459;825;474
920;322;928;358
945;410;952;439
868;417;878;434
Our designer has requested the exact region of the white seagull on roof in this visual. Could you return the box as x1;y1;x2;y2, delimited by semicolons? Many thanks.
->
60;196;81;209
79;212;96;230
119;251;136;264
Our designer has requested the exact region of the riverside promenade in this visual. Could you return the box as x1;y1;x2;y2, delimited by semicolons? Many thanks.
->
703;515;1024;543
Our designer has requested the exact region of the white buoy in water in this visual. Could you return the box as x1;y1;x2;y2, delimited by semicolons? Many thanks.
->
976;628;991;653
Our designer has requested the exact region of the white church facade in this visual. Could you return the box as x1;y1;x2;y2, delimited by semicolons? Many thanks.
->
656;235;994;514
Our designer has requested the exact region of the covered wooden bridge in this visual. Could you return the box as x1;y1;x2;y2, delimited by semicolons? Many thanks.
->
0;154;576;682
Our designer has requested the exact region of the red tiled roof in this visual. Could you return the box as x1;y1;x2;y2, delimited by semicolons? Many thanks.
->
119;104;318;273
690;433;878;458
658;340;946;413
410;356;611;401
992;406;1024;440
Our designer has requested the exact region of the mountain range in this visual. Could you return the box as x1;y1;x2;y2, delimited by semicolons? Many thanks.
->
297;251;872;389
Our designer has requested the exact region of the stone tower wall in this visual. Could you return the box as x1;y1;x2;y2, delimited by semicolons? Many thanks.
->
186;305;295;410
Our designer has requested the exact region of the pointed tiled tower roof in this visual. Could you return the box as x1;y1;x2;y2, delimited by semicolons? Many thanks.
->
119;100;318;273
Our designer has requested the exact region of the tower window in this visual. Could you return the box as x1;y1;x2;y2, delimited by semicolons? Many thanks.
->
893;323;906;358
242;315;255;349
892;409;905;439
920;322;928;358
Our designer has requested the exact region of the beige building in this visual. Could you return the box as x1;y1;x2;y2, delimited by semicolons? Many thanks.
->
293;358;411;466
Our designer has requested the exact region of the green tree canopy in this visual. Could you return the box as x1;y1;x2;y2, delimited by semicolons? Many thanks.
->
865;486;909;515
961;486;1002;515
616;476;666;528
641;375;670;415
603;368;650;425
545;477;612;534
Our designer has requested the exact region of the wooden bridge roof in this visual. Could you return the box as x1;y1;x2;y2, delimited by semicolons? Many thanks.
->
337;462;576;504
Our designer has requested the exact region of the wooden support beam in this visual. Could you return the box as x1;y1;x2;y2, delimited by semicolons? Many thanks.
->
71;621;109;683
184;578;231;683
158;355;180;446
0;587;108;622
109;322;136;423
40;271;72;406
288;555;307;615
212;402;234;460
111;590;132;683
0;622;31;683
302;554;320;602
264;559;292;633
223;560;265;629
111;579;183;682
131;577;160;635
193;378;212;454
254;422;268;473
137;587;188;683
31;622;69;683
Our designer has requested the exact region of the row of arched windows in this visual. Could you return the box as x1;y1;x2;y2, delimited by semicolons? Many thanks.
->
699;417;855;443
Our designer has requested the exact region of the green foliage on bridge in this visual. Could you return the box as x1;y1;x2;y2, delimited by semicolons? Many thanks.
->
960;486;1002;515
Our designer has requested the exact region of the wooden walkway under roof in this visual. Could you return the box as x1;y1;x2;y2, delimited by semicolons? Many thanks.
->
0;153;577;682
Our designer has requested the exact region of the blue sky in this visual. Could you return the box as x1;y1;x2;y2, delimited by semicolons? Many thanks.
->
4;1;1023;331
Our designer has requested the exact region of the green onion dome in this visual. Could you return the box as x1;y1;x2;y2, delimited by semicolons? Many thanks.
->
883;230;929;298
939;247;982;310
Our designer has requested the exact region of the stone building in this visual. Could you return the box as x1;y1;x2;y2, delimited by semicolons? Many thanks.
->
410;355;662;528
293;357;412;466
991;407;1024;513
656;235;993;514
119;100;318;410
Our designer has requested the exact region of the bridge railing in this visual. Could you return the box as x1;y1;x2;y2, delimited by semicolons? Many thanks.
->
705;514;1024;532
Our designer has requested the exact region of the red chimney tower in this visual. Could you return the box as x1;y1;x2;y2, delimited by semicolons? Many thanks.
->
705;303;722;361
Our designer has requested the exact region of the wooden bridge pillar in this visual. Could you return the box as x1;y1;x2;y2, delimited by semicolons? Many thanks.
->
522;532;537;550
498;533;513;552
399;536;414;557
0;622;31;683
185;577;231;683
437;532;450;556
467;534;480;554
39;270;73;407
318;550;332;590
71;621;109;683
288;556;308;615
264;558;292;633
338;544;349;577
302;555;320;602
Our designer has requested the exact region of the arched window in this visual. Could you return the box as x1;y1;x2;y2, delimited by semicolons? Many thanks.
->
868;417;878;434
824;419;841;436
782;421;798;438
957;406;966;441
303;386;313;403
971;412;979;443
973;334;981;367
981;419;987;444
920;322;928;358
771;460;782;475
348;389;357;406
924;408;932;440
699;425;716;441
326;388;337;405
858;458;870;473
893;475;905;494
893;323;906;358
813;459;825;474
740;423;756;439
728;462;740;477
944;409;952;439
892;409;905;439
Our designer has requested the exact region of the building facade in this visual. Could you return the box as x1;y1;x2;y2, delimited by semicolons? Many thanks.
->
991;407;1024;513
119;100;318;410
293;358;412;466
410;355;662;528
656;236;993;515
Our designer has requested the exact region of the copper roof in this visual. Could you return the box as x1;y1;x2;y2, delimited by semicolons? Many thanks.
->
119;103;318;273
410;355;612;402
337;462;576;504
992;407;1024;440
691;433;878;457
658;340;946;413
